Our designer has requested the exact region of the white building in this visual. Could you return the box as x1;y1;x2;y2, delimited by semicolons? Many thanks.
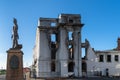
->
86;38;120;77
33;14;84;78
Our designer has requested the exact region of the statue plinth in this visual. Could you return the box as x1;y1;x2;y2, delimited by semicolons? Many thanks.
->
6;47;24;80
11;44;22;50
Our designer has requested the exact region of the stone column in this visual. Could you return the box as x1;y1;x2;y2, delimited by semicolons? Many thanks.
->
38;29;51;77
6;49;24;80
34;28;40;77
78;31;82;77
73;28;82;77
56;27;68;77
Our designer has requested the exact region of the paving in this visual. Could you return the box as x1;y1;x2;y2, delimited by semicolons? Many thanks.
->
0;75;5;80
30;77;120;80
1;75;120;80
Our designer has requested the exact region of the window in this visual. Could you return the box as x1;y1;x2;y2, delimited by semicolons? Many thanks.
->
68;18;74;23
51;34;56;42
99;55;104;62
51;23;56;27
82;62;87;72
69;46;74;60
51;42;56;59
51;50;56;59
68;31;73;40
68;62;74;72
107;55;111;62
51;62;55;72
115;55;119;62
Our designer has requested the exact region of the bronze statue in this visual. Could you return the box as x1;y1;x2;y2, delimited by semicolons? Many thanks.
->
11;18;19;48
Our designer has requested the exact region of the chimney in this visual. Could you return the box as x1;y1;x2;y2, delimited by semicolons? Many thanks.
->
117;38;120;50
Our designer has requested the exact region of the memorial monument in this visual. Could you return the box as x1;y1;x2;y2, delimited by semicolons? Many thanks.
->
6;18;24;80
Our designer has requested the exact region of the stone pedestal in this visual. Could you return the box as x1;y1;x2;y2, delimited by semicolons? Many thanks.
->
6;48;24;80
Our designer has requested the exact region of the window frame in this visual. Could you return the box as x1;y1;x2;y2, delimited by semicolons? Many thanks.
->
107;55;111;62
99;55;104;62
115;55;119;62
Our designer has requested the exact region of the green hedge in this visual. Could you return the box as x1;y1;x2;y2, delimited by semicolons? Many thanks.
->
0;70;6;75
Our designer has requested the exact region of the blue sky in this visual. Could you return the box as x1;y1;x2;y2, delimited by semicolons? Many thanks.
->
0;0;120;69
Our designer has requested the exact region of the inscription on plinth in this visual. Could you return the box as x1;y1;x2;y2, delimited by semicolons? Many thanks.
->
6;49;24;80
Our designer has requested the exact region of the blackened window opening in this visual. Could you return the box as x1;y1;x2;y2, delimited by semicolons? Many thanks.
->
115;55;119;62
107;55;111;62
99;55;104;62
51;42;56;59
51;62;55;72
82;62;87;72
69;19;73;23
68;62;74;72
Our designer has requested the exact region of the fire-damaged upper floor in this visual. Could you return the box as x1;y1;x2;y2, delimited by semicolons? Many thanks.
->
38;13;84;28
35;14;84;60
